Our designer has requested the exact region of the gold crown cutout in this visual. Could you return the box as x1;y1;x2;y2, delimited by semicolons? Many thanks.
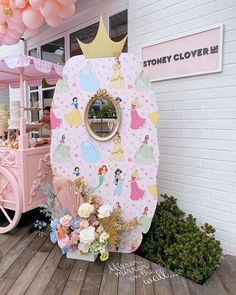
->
76;16;127;58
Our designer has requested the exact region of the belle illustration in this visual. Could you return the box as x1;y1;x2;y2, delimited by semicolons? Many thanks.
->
79;62;100;92
135;70;151;91
90;165;108;193
110;132;125;161
130;170;145;201
139;207;152;234
135;135;155;165
113;169;123;196
80;139;102;163
130;97;146;130
53;135;71;163
64;97;82;127
109;57;124;89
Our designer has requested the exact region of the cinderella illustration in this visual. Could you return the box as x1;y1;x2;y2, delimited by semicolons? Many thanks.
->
139;207;152;234
64;97;82;127
90;165;108;193
130;170;145;201
80;139;102;163
110;132;125;161
135;70;151;91
79;62;100;92
109;57;124;89
113;169;123;196
53;135;71;163
135;135;155;165
130;97;146;130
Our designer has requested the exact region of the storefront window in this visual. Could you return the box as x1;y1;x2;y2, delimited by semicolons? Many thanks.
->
30;92;39;121
70;22;99;57
109;10;128;52
41;37;65;65
28;48;37;58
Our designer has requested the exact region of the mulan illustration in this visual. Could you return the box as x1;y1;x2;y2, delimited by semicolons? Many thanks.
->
135;135;155;165
64;97;82;127
90;165;108;193
113;168;123;196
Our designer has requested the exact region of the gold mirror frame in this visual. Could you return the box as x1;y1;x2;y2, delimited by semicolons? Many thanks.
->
84;89;121;142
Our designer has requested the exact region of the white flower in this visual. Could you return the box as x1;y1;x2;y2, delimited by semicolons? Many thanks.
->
78;203;94;218
99;232;109;243
59;215;72;227
80;226;95;245
98;205;113;218
78;242;90;253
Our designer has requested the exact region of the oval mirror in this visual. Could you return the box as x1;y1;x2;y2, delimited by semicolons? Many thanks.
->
85;89;121;142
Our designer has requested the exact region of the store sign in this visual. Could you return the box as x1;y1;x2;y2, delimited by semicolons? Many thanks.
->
142;25;223;81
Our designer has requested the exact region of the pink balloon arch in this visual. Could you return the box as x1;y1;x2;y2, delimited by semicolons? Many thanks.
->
0;0;78;45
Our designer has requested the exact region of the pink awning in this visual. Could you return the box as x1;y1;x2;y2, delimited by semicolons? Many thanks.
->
0;54;63;90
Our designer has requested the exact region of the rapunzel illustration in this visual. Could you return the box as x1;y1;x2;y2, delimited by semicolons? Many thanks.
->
53;135;71;163
64;97;82;127
130;97;146;130
135;135;155;165
130;170;145;201
110;132;125;161
90;165;108;193
113;169;123;196
109;57;124;89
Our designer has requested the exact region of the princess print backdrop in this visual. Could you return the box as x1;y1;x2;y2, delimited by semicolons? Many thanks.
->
50;52;159;253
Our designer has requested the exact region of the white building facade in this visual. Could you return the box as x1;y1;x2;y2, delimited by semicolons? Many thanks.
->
0;0;235;255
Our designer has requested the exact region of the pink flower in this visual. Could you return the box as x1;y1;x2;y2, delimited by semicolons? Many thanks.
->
71;231;80;242
60;215;72;227
58;235;70;248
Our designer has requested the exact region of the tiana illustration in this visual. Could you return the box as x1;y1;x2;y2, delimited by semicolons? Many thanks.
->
130;170;145;201
53;135;71;163
55;74;70;93
90;165;108;193
109;57;124;89
79;62;100;92
135;70;151;91
130;97;146;130
110;132;125;161
139;207;152;234
135;135;155;165
80;139;102;163
113;169;123;196
73;167;80;177
64;97;82;127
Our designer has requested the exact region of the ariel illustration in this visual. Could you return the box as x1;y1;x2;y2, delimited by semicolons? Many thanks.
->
79;62;100;92
109;57;124;89
113;169;123;196
135;135;155;165
90;165;108;193
130;170;145;201
110;132;125;161
139;207;152;234
135;70;151;91
55;74;70;93
80;139;102;163
130;97;146;130
64;97;82;127
53;135;71;163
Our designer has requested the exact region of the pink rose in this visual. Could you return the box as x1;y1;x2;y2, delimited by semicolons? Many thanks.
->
59;215;72;227
58;235;70;248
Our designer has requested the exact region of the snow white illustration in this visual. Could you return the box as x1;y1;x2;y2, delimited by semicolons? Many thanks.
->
64;97;82;127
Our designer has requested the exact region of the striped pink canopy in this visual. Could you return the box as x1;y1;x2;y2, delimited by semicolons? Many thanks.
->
0;54;63;89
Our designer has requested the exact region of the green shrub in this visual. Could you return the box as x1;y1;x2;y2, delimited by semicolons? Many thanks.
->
138;194;223;284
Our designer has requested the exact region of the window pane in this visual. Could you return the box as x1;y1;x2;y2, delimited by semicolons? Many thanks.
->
30;92;39;121
42;89;55;109
28;48;37;58
109;10;128;52
41;37;65;65
70;22;99;57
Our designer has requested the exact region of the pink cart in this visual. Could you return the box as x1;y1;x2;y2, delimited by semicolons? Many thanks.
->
0;54;63;233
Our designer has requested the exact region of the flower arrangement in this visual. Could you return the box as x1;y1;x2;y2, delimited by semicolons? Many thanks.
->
48;176;139;261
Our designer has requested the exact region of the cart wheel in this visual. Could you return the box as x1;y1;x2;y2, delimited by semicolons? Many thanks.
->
0;166;22;234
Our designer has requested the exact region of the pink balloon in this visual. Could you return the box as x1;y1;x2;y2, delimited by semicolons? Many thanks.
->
8;29;22;39
15;0;28;8
8;9;23;24
57;0;77;4
9;0;18;8
29;0;45;10
15;23;26;34
40;0;60;18
45;15;63;27
58;4;75;19
2;33;19;45
0;5;7;22
24;27;39;37
22;6;44;29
